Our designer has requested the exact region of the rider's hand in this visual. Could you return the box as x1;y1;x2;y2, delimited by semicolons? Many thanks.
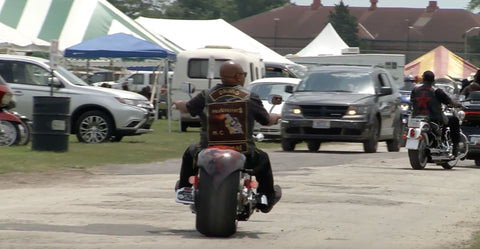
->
267;113;281;126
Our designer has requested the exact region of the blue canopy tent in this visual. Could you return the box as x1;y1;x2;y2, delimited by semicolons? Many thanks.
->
64;32;176;124
64;32;176;60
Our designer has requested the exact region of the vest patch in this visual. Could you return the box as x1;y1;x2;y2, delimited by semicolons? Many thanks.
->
207;101;248;152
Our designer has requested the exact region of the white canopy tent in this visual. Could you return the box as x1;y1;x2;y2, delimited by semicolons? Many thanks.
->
295;23;349;57
0;0;181;52
136;17;293;64
0;22;49;52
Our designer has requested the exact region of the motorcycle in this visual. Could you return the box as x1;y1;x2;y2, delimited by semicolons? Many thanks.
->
405;107;468;169
175;88;282;237
0;81;22;146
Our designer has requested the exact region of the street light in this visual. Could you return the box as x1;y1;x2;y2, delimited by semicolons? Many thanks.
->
464;26;480;60
273;18;280;50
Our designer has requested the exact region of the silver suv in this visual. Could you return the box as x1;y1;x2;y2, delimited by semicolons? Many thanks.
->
0;55;155;143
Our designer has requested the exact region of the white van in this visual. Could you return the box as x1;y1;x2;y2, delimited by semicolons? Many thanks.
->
171;46;265;131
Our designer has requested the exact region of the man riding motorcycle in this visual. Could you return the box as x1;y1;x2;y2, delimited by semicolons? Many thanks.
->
173;61;282;213
410;70;463;156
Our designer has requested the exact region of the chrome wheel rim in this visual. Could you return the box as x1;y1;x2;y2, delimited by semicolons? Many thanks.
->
0;121;18;146
79;115;109;143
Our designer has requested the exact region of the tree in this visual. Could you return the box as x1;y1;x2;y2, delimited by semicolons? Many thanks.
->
107;0;169;18
163;0;238;21
468;0;480;10
163;0;288;22
234;0;288;20
327;1;360;47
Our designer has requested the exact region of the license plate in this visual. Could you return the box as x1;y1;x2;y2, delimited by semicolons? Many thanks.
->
312;120;330;129
405;139;419;149
407;118;422;128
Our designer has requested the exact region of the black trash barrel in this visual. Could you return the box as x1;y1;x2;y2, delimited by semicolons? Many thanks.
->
32;96;71;152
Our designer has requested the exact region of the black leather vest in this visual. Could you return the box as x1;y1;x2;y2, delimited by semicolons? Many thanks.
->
203;84;253;152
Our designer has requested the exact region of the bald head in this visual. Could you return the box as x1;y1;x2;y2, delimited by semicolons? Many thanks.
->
220;61;247;86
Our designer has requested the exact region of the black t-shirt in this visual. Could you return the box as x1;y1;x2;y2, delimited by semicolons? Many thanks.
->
186;84;270;148
410;84;451;123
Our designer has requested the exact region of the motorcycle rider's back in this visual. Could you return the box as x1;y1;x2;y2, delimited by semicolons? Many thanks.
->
410;71;461;154
173;61;282;213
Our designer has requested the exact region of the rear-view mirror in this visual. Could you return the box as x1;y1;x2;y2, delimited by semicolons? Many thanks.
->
285;85;294;93
268;94;283;105
48;77;63;88
378;87;392;95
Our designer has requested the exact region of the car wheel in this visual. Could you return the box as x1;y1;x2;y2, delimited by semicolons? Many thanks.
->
76;110;113;143
386;122;401;152
363;117;379;153
281;139;296;151
307;141;321;152
475;159;480;167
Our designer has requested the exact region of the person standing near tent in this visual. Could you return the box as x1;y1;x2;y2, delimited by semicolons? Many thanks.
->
411;70;463;156
172;60;282;213
461;70;480;99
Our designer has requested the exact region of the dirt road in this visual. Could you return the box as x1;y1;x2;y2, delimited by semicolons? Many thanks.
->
1;143;480;249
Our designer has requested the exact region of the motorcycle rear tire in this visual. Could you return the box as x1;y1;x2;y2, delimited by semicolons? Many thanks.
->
408;133;428;170
196;168;239;237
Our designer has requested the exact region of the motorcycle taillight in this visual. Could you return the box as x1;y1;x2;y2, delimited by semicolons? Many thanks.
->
189;176;199;189
244;179;258;189
409;128;416;138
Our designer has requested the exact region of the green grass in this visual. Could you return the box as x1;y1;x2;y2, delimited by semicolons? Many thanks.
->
466;232;480;249
0;119;280;174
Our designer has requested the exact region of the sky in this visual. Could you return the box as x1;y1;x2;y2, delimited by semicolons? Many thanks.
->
290;0;471;9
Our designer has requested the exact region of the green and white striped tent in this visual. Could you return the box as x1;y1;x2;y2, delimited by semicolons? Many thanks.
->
0;0;182;52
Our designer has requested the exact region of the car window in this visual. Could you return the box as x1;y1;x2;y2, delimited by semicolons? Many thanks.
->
0;61;50;86
55;66;88;86
248;83;293;100
188;59;228;79
297;71;375;94
131;74;144;85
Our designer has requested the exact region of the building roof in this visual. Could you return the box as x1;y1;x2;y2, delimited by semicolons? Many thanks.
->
233;1;480;45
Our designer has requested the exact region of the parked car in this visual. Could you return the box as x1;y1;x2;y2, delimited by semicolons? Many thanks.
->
0;54;155;143
246;77;301;138
281;65;402;153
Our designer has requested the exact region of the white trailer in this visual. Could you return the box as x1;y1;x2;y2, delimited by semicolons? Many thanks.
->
171;46;265;131
288;54;405;87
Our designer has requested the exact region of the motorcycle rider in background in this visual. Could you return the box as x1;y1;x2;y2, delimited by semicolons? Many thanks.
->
460;69;480;99
410;70;463;156
172;61;282;213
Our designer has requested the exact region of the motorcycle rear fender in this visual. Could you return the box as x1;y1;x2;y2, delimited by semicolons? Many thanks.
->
405;126;425;149
0;111;21;123
197;148;246;189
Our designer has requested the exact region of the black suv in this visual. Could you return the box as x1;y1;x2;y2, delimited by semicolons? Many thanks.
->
281;65;402;153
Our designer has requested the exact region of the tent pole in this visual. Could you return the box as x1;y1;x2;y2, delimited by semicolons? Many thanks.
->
151;64;160;120
165;60;172;133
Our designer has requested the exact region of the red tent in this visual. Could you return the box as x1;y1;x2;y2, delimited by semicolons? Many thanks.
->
404;46;478;79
